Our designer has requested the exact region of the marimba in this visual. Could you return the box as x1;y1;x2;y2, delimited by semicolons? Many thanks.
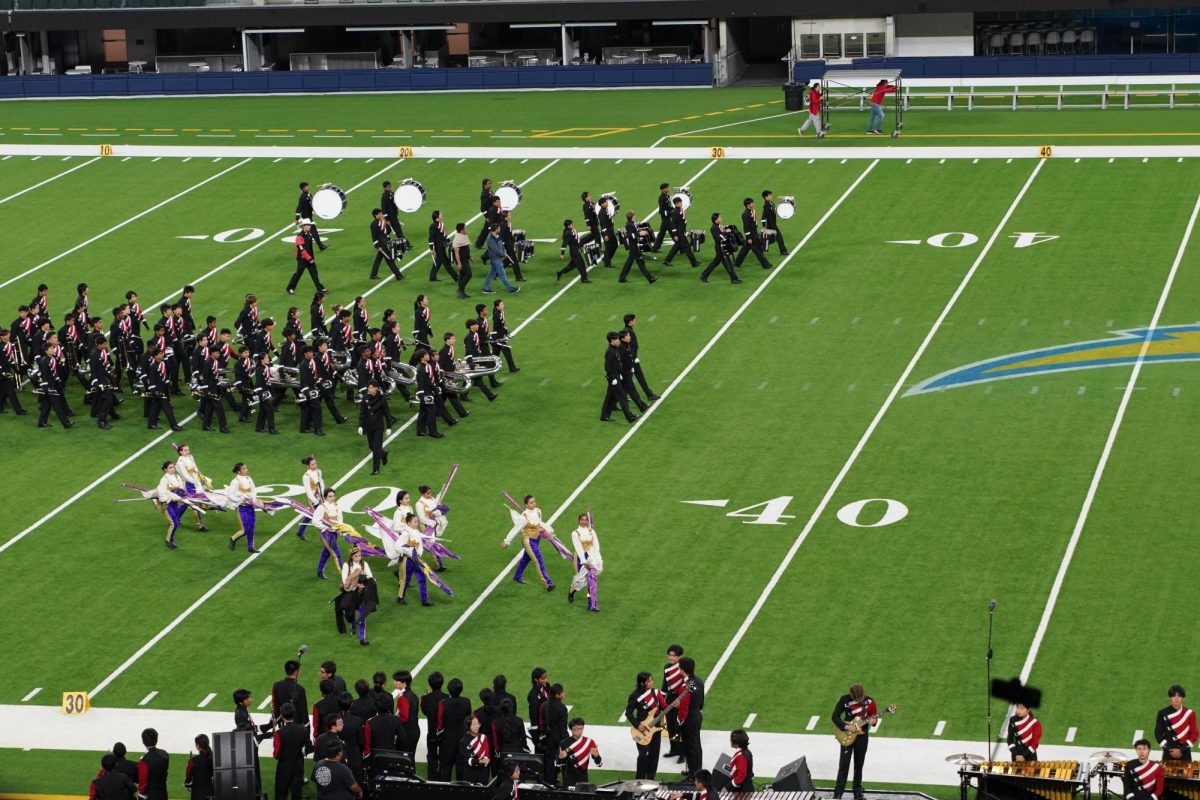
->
958;760;1086;800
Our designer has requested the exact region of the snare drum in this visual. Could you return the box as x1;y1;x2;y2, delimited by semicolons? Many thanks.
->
600;192;621;213
395;178;426;214
671;187;693;211
760;228;778;246
635;222;653;241
496;180;523;211
312;184;346;220
512;229;527;242
687;229;706;252
776;196;796;220
581;240;601;265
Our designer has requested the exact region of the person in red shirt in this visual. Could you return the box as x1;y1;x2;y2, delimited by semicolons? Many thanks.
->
867;79;896;134
797;82;823;136
1125;739;1165;800
728;729;754;791
1007;703;1041;762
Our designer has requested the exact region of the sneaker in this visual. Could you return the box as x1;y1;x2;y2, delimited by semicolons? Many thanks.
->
481;289;497;295
509;286;521;294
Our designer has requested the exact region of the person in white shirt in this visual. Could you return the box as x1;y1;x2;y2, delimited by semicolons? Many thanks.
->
398;513;432;607
416;484;447;571
338;545;375;645
226;462;260;554
316;488;344;580
501;494;555;591
155;461;187;550
174;443;208;531
295;455;323;541
568;514;602;612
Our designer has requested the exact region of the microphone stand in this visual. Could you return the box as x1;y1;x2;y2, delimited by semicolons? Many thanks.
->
983;603;995;800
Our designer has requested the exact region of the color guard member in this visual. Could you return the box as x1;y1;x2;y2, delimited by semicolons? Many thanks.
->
502;496;555;590
568;514;602;612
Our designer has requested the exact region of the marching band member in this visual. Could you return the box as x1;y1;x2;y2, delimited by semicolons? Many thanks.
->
600;332;637;424
1007;702;1041;762
286;220;325;296
463;319;497;402
451;222;473;299
619;210;656;285
491;300;519;373
315;488;344;580
398;513;432;607
370;208;403;282
652;182;672;251
0;329;27;416
296;456;323;541
662;196;699;268
282;306;304;341
622;315;660;401
299;346;326;437
254;352;278;435
568;514;602;612
34;341;72;429
557;220;589;283
145;346;183;431
761;190;789;256
88;335;117;430
429;210;460;283
473;178;495;249
832;683;875;800
1156;684;1197;761
295;182;327;250
413;295;434;354
734;197;772;269
234;295;259;340
310;290;329;338
337;545;375;645
728;730;754;792
155;461;187;550
363;381;388;476
233;346;254;424
458;715;491;784
502;494;555;591
415;349;444;439
227;462;261;554
174;444;209;531
598;197;618;268
381;180;401;233
626;672;667;779
430;348;466;424
556;718;601;788
618;331;649;414
474;306;504;389
416;485;446;571
701;213;741;285
198;347;230;433
1125;739;1165;800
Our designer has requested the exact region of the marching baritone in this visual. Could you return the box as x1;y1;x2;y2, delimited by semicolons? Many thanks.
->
295;182;327;250
600;332;637;424
415;349;444;439
568;514;602;612
370;208;404;282
701;213;742;285
299;346;326;437
619;211;656;285
145;347;184;432
227;462;261;553
435;335;470;420
253;352;278;435
501;494;555;591
287;220;326;296
463;319;497;402
198;347;230;433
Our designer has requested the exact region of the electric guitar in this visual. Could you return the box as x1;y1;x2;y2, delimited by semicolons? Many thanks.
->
629;680;696;746
832;704;898;747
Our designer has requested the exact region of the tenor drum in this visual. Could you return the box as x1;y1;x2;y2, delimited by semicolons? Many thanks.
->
687;229;706;252
671;187;693;211
395;178;426;214
581;240;602;266
312;184;347;220
600;192;621;213
496;180;523;211
776;196;796;220
511;229;527;242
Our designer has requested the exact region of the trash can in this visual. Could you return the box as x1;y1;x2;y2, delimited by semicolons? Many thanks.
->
783;82;805;111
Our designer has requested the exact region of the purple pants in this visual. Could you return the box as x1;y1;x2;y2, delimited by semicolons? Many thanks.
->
424;524;444;569
238;506;256;550
165;502;185;543
514;536;553;588
402;557;429;603
317;530;343;576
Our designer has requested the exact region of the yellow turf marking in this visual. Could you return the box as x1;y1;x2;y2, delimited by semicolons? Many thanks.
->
384;129;404;133
12;127;30;131
211;128;230;132
38;127;58;131
444;129;464;132
640;124;659;128
124;128;143;132
182;128;201;132
355;129;376;133
96;127;115;131
500;129;523;133
240;128;260;132
268;129;288;133
704;112;723;116
414;129;434;133
472;129;493;133
67;127;86;131
530;127;632;139
297;129;317;133
325;129;347;132
660;119;679;124
726;107;744;112
747;103;765;108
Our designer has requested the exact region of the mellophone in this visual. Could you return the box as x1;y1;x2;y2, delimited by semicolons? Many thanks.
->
958;761;1085;800
1095;759;1200;800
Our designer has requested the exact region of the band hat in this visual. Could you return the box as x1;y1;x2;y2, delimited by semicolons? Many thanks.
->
299;218;314;226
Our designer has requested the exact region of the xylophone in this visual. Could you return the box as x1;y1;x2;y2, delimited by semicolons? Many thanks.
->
958;760;1086;800
1097;760;1200;800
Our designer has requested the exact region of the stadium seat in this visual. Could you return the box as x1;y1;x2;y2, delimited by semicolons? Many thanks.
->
1062;29;1078;54
987;33;1005;55
1009;32;1025;54
1080;28;1096;53
1025;31;1042;54
1044;30;1061;54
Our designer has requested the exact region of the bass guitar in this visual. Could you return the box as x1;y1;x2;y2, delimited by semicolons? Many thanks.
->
833;704;897;747
630;680;696;747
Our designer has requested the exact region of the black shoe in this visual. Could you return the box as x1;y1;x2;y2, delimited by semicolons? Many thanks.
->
360;639;369;646
662;260;673;266
147;424;159;430
219;427;230;433
371;467;380;475
98;421;113;430
491;380;504;388
109;412;121;420
382;451;388;465
648;277;658;284
547;583;556;592
238;417;250;424
599;417;612;422
446;419;458;427
63;422;73;429
202;425;213;432
434;566;446;573
732;278;743;284
556;271;562;282
649;394;662;401
422;601;433;607
318;243;328;251
430;432;445;439
165;541;177;550
369;275;381;281
197;524;209;532
509;367;520;373
228;538;235;551
14;409;27;415
334;415;348;424
316;571;326;580
627;415;639;423
170;425;183;431
700;275;709;283
457;291;467;299
248;548;260;554
568;590;576;604
314;430;326;436
581;279;592;284
268;428;279;435
397;597;407;605
429;277;440;282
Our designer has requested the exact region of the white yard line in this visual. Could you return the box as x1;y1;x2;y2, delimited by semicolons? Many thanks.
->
651;110;804;148
197;693;217;708
139;691;158;706
1013;194;1200;685
0;156;100;206
88;157;717;701
706;158;1047;693
411;160;878;679
20;688;41;702
0;159;251;291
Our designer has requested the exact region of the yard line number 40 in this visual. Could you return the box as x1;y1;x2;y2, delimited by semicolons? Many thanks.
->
686;496;909;528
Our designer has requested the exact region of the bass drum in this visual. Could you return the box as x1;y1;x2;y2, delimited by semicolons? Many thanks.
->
395;178;426;214
496;180;523;211
312;184;347;220
671;187;692;211
776;196;796;220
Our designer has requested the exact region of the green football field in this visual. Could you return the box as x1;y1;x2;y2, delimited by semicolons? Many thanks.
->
0;85;1199;796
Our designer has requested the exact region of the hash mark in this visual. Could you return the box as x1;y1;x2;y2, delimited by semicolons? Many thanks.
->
1020;319;1029;326
851;317;860;325
1063;320;1071;327
806;715;820;731
978;318;986;326
1106;319;1114;327
198;693;217;708
539;379;551;387
258;696;272;710
580;378;592;388
984;386;994;394
768;316;778;324
744;713;757;728
647;315;657;322
688;315;697;323
894;318;902;325
713;380;724;389
810;317;820;325
933;720;946;736
1078;387;1087;395
757;381;768;391
566;313;577;321
1134;729;1144;743
1065;727;1077;742
1173;387;1181;397
1030;386;1039;395
21;688;41;702
139;692;158;706
847;383;857;392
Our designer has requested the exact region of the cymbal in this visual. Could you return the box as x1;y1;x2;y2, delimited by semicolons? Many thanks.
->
945;753;985;765
1091;750;1126;762
615;780;662;793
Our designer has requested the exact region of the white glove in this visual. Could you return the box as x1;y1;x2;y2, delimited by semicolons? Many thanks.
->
357;427;363;435
611;379;618;386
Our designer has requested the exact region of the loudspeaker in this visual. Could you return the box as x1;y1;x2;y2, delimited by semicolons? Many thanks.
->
497;752;543;782
710;754;734;792
771;757;815;792
213;768;257;800
371;750;416;778
213;731;256;771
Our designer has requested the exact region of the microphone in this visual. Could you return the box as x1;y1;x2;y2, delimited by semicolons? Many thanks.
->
989;599;997;611
297;644;309;658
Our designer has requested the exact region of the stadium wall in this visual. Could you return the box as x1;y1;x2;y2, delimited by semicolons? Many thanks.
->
793;53;1200;82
